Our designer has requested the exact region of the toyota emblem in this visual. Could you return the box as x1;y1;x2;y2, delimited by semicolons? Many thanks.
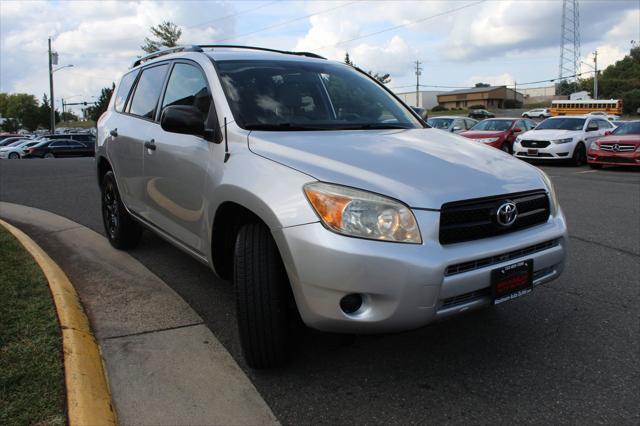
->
496;201;518;227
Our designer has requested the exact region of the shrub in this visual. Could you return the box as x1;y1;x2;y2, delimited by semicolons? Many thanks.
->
503;99;523;108
431;105;447;112
468;104;485;110
621;89;640;114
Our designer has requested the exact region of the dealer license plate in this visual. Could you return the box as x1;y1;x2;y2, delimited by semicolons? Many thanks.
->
491;260;533;305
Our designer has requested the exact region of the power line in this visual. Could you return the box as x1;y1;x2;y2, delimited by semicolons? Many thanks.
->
212;1;358;43
316;0;486;50
185;1;279;30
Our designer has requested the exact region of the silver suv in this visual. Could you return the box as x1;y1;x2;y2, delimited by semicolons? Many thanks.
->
97;46;567;368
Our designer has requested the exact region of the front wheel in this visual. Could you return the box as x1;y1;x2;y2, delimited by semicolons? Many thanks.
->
44;153;55;159
523;114;530;119
234;223;291;369
539;115;546;119
501;142;512;154
101;171;142;249
8;152;20;159
571;143;587;166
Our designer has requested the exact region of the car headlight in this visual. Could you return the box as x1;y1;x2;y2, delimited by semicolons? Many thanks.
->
304;182;422;244
589;143;599;151
552;137;573;144
515;135;523;143
539;171;559;216
475;137;499;143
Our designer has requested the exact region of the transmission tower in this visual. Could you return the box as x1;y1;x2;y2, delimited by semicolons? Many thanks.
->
558;0;581;82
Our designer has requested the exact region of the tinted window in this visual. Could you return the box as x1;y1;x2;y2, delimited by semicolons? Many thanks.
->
470;120;514;131
50;141;67;147
161;63;212;116
427;118;453;129
115;70;139;112
612;122;640;135
536;118;585;131
68;141;84;147
129;64;169;119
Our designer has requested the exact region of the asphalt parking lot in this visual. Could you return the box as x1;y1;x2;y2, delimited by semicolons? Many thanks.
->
1;158;638;424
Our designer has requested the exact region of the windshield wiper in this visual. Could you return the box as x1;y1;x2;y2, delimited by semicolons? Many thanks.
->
335;123;413;130
244;122;330;131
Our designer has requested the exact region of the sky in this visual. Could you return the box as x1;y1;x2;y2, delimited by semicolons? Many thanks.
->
1;0;638;115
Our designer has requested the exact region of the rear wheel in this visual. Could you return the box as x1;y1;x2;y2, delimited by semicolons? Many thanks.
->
101;171;142;249
539;114;545;119
571;143;587;166
501;142;512;154
234;222;291;369
8;152;19;159
523;114;530;119
44;153;55;159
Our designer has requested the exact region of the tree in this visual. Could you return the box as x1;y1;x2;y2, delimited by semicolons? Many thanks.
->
86;84;115;122
1;93;40;130
141;21;182;54
60;111;79;122
475;82;490;88
38;94;61;129
343;51;392;84
555;79;578;96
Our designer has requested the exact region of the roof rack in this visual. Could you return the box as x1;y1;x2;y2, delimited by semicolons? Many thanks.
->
131;44;326;68
197;45;326;60
132;45;203;68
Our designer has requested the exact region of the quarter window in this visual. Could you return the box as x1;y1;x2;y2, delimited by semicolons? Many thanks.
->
114;70;139;112
128;64;169;119
161;63;212;117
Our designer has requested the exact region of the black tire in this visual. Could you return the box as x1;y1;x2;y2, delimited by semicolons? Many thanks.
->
539;115;545;119
589;163;603;169
101;171;142;249
234;223;291;369
523;114;530;119
571;143;587;166
44;153;55;159
501;142;512;154
8;152;19;159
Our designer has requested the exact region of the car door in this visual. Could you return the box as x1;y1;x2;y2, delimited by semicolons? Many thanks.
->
49;140;70;157
583;118;602;148
66;141;88;157
110;64;170;219
451;119;465;133
143;60;215;253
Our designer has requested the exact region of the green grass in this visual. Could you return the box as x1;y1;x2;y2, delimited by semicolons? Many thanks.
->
57;120;96;129
0;227;65;426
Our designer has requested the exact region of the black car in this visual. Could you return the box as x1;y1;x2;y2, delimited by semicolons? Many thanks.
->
40;133;95;144
468;109;495;119
24;139;94;158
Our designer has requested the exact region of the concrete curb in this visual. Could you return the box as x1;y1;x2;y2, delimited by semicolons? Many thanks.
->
0;218;117;426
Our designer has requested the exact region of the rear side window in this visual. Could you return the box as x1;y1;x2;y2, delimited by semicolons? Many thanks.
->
161;63;212;116
128;64;169;119
114;70;138;112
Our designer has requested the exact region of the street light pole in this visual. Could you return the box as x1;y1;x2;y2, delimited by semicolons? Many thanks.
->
593;50;598;100
48;37;55;133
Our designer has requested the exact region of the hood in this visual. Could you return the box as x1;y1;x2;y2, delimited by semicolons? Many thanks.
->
521;129;578;140
596;134;640;145
460;130;507;139
248;128;547;209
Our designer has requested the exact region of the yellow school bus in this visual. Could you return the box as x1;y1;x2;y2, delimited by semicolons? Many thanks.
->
550;99;623;116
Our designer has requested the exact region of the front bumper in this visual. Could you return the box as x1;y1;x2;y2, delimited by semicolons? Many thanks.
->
587;150;640;166
514;141;573;160
273;209;567;333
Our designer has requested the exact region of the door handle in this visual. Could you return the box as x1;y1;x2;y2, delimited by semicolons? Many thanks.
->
110;129;118;137
144;139;156;151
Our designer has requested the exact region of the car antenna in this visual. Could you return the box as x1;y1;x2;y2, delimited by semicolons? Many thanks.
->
224;117;230;163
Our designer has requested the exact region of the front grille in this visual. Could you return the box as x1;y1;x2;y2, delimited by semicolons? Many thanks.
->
439;190;550;245
441;288;491;309
445;239;560;276
595;156;637;164
521;140;550;148
600;144;636;152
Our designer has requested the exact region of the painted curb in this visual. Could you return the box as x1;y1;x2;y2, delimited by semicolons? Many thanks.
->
0;218;117;426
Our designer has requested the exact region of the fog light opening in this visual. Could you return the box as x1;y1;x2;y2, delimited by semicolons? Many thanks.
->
340;293;363;315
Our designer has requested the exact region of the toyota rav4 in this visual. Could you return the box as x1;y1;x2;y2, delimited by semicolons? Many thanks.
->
97;45;568;368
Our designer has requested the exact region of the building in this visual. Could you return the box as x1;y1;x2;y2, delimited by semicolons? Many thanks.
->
395;90;444;109
437;86;524;109
518;85;567;105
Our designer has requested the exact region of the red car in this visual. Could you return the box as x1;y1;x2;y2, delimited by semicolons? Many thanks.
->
459;118;537;154
588;121;640;168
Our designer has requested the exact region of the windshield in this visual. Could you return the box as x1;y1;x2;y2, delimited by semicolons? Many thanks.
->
470;119;513;131
427;118;454;129
216;60;422;131
536;117;585;131
612;121;640;135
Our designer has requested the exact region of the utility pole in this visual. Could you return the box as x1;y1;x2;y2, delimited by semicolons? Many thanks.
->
414;60;422;107
48;37;56;133
593;50;598;99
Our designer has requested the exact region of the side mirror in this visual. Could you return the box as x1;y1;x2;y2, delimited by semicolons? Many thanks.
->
452;126;462;132
604;130;612;136
513;128;522;133
161;105;205;137
586;123;598;132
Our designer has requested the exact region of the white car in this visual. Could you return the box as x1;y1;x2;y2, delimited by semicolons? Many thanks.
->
0;140;41;159
522;108;551;119
587;111;620;121
426;116;478;133
513;115;615;166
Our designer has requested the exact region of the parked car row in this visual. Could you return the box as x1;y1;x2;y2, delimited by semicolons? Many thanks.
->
0;133;95;159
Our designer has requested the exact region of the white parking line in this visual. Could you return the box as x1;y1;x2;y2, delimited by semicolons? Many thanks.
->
576;170;598;174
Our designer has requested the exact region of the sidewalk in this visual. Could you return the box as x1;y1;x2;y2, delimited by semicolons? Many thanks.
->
0;202;278;425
